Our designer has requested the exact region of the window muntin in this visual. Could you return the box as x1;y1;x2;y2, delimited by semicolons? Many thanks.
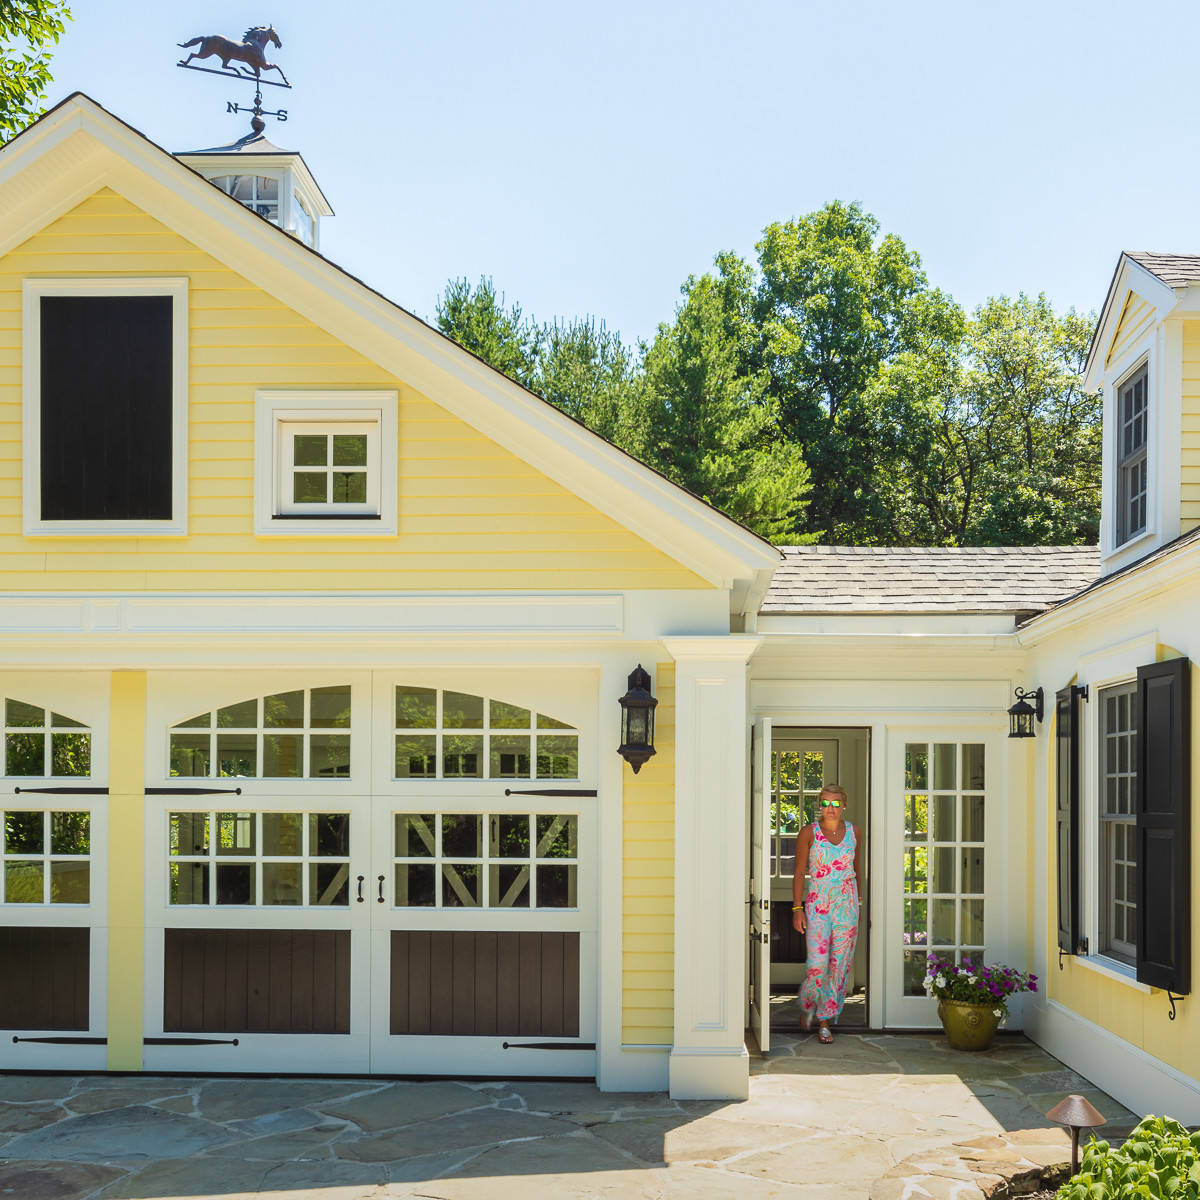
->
3;701;90;778
278;421;380;517
393;812;578;909
211;174;279;222
770;748;826;878
902;742;986;995
2;810;90;904
1116;367;1148;546
1099;684;1137;965
169;687;351;780
394;688;578;781
168;810;350;906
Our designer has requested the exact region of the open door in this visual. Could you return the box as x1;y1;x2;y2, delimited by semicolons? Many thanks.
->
749;717;772;1052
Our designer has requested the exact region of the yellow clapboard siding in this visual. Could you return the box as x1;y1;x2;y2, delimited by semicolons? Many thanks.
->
1106;292;1154;368
622;663;675;1043
1182;322;1200;538
0;188;705;592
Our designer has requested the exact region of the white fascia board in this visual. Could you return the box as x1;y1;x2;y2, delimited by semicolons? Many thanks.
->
1084;255;1179;390
756;612;1019;637
1;96;778;592
1016;539;1200;646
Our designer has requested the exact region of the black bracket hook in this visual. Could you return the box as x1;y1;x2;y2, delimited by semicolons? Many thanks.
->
1167;991;1184;1021
1059;947;1068;971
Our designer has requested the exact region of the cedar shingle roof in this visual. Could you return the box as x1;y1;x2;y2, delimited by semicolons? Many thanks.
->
761;545;1101;615
1125;252;1200;288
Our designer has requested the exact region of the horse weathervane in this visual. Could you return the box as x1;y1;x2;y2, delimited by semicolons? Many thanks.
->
176;25;292;135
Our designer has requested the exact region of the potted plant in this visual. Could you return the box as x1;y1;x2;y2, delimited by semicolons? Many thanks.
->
923;954;1038;1051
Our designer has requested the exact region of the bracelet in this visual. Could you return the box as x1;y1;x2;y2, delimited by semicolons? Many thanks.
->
791;905;803;910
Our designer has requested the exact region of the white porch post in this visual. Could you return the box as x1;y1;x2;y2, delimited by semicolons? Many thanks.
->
663;635;761;1100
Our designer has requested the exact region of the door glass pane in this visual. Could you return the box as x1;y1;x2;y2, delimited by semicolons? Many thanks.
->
441;814;482;858
536;815;577;858
395;686;437;728
170;862;208;904
6;733;44;775
310;862;349;906
933;744;956;790
310;734;350;779
215;863;254;904
262;813;302;856
536;735;578;779
961;795;985;842
442;735;482;778
536;864;576;907
962;744;985;789
904;898;927;944
395;813;435;858
931;898;956;945
442;692;483;728
5;860;43;902
51;733;90;776
51;812;89;854
905;795;928;838
931;846;956;893
931;795;955;841
170;812;207;855
489;735;531;778
170;735;210;777
905;744;928;789
962;899;984;945
490;700;530;728
961;847;985;894
310;813;350;857
395;735;436;778
394;862;435;906
263;862;301;905
263;690;304;728
217;700;257;728
441;863;480;907
904;845;928;893
802;752;824;791
903;950;927;996
310;686;351;728
6;700;43;726
263;734;302;777
216;734;256;777
216;812;255;855
5;811;43;853
491;815;530;858
489;864;530;907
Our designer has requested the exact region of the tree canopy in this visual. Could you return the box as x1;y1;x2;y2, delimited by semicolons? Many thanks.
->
434;203;1099;549
0;0;72;141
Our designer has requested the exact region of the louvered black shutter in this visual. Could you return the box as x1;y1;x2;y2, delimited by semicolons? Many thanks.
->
1056;685;1082;954
1136;658;1191;993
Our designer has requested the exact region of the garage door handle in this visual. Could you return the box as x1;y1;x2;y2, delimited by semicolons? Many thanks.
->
377;874;385;903
356;875;364;903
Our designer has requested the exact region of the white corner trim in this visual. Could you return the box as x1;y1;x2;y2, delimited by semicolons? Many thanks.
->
253;390;398;537
21;277;189;537
1072;954;1152;994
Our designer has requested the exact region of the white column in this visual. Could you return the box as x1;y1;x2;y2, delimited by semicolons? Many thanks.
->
663;635;761;1099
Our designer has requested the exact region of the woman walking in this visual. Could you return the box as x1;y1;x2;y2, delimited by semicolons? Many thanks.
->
792;784;862;1044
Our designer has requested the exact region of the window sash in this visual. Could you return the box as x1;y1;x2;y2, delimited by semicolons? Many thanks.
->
1098;683;1138;963
1115;368;1148;545
276;419;381;517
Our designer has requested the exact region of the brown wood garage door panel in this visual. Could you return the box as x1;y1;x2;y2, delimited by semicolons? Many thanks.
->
163;929;350;1034
0;926;89;1031
390;930;580;1037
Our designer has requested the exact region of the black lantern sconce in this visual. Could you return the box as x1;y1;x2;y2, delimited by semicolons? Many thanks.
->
1007;686;1044;739
618;664;657;773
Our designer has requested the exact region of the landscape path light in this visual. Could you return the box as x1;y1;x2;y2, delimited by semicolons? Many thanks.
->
1046;1093;1107;1175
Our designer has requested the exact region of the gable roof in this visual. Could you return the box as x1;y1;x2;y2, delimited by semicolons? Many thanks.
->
761;545;1102;616
1123;252;1200;288
0;93;780;606
1085;252;1183;386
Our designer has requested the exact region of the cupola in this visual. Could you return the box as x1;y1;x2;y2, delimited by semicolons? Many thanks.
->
176;128;332;250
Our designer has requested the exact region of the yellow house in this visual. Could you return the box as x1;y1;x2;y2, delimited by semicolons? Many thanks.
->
0;95;1195;1115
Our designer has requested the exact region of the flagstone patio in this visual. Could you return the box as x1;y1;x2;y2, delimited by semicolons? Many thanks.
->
0;1033;1136;1199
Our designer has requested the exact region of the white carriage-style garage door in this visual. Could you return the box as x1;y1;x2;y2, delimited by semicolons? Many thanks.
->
142;671;597;1078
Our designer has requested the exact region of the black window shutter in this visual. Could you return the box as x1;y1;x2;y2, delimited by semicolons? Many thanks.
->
1136;657;1191;993
1056;685;1082;954
40;295;173;521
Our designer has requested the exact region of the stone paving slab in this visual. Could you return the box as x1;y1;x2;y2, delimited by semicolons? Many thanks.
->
0;1033;1140;1198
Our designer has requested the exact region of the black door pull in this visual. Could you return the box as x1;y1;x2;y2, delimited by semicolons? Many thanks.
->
356;874;364;903
377;874;385;903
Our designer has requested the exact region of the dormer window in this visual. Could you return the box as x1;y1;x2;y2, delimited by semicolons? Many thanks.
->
210;174;279;223
1116;365;1148;546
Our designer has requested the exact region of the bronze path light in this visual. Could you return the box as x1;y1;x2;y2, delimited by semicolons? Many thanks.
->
1046;1093;1106;1174
1008;686;1044;739
617;665;657;773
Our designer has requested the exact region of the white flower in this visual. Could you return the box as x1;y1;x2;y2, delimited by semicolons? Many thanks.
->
935;975;946;988
967;974;977;984
993;1008;1002;1018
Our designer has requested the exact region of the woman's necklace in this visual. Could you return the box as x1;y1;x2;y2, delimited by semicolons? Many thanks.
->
820;817;847;845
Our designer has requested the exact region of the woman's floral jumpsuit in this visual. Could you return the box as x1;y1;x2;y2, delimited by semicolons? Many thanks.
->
798;822;860;1022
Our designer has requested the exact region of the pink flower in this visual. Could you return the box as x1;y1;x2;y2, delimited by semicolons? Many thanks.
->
805;967;821;980
815;904;829;915
831;858;849;871
806;890;818;904
815;938;829;955
813;862;831;879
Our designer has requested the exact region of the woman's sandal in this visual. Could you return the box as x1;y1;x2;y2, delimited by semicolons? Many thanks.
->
818;1023;834;1045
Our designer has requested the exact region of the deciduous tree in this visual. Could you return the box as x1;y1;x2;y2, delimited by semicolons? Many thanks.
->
0;0;71;140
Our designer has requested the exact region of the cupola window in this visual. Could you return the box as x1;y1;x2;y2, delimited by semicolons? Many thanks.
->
210;174;279;222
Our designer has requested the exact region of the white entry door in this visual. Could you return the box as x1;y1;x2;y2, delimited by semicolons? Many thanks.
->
749;718;772;1052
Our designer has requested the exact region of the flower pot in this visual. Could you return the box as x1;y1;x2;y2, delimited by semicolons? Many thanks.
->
937;1000;1001;1051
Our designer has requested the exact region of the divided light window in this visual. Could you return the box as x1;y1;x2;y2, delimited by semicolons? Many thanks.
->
169;687;351;780
1116;366;1148;546
23;280;188;535
395;687;579;781
279;422;379;516
2;700;90;778
1099;683;1137;965
2;810;90;904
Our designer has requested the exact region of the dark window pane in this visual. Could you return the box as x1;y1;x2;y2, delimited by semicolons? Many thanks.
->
395;863;435;907
395;735;436;778
332;472;366;503
175;712;210;730
441;814;481;859
170;734;210;778
489;864;529;907
263;690;303;728
217;700;257;728
536;815;577;858
215;863;254;904
310;862;349;906
263;734;302;777
492;814;530;858
310;734;350;778
443;692;483;729
536;735;578;779
489;735;530;778
262;862;301;905
903;950;927;996
395;814;435;857
51;860;90;903
442;735;482;778
5;860;43;902
441;863;480;907
50;712;85;729
169;862;209;904
169;812;208;856
293;472;326;503
51;811;89;855
216;734;256;778
51;733;90;776
309;813;349;858
6;732;44;775
395;687;436;729
536;712;572;730
5;700;43;727
536;864;576;907
5;811;44;854
310;686;351;728
215;812;255;856
332;434;367;466
490;700;530;728
262;813;302;856
293;434;327;466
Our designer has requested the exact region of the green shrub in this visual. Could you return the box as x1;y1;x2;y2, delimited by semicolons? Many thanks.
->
1057;1115;1200;1199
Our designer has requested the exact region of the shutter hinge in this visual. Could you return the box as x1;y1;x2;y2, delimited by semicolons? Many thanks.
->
1167;991;1185;1021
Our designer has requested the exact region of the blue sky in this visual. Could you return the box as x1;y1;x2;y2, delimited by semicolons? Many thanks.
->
44;1;1200;346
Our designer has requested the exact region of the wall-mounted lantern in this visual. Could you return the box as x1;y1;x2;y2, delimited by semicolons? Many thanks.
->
1007;686;1044;739
618;664;657;773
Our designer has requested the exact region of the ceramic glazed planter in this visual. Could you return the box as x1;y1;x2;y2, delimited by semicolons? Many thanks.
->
937;1000;1001;1051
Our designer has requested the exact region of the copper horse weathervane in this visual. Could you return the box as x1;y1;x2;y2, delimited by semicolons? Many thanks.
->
176;25;292;136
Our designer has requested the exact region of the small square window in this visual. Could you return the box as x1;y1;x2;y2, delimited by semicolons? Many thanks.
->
254;391;398;536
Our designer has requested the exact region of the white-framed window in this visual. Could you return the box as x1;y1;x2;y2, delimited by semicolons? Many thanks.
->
293;192;314;246
2;808;91;904
210;174;279;222
254;390;398;535
168;686;351;780
1115;364;1148;547
394;686;579;781
1098;682;1137;965
2;699;91;778
392;811;579;909
21;278;189;537
167;810;350;906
